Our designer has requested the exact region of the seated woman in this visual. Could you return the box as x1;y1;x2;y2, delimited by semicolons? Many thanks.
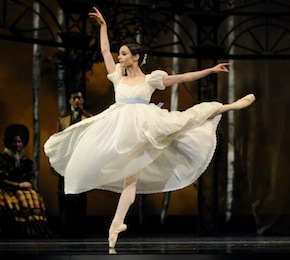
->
0;124;51;238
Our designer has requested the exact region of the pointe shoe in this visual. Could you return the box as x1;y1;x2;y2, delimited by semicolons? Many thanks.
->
234;93;256;110
108;224;127;248
109;248;117;254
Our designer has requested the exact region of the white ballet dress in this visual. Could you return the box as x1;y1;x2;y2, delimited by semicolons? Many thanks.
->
44;64;223;195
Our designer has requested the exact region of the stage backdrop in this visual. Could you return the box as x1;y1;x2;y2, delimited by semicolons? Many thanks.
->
1;39;290;235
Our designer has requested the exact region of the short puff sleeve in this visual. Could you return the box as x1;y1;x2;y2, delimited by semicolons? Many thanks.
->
107;63;124;87
148;70;168;90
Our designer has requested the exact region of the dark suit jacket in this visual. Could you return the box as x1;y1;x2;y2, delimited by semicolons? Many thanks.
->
57;109;93;132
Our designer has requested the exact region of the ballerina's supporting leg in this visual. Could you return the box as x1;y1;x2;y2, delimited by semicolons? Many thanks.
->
108;173;139;248
211;93;256;117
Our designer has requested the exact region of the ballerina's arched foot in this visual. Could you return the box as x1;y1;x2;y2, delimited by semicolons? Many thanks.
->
108;224;127;248
233;93;256;110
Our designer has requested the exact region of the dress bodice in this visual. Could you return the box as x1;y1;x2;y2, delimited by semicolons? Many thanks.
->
107;64;168;102
0;152;33;184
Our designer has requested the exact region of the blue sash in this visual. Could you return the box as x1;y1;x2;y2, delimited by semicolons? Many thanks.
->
117;98;150;104
117;98;164;107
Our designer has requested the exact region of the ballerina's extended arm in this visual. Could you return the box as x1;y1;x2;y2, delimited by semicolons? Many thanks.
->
162;63;229;87
88;7;116;74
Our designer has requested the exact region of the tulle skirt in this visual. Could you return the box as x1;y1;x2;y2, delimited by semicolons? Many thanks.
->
44;101;222;194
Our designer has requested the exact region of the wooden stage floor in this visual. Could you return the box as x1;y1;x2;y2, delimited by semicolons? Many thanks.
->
1;234;290;259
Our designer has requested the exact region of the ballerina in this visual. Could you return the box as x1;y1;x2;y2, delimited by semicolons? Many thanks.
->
44;6;255;249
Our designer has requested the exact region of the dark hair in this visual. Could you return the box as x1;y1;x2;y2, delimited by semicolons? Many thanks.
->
125;43;146;66
68;88;83;97
69;88;83;94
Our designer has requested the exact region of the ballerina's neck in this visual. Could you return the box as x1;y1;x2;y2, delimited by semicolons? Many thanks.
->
122;73;146;85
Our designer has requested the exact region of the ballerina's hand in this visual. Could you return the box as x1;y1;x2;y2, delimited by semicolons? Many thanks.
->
88;6;105;25
213;63;229;73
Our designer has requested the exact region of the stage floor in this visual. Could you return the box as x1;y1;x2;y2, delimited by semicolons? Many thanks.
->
1;234;290;259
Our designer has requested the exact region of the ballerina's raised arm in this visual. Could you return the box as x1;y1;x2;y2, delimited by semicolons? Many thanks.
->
88;7;116;74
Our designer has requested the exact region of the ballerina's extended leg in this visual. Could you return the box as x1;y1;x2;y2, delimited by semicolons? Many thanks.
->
108;173;139;248
211;93;256;117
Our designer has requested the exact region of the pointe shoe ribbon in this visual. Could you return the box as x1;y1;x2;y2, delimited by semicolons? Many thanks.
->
108;224;127;248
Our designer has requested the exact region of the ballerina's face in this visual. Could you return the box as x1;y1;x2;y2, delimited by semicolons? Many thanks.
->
118;45;139;68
